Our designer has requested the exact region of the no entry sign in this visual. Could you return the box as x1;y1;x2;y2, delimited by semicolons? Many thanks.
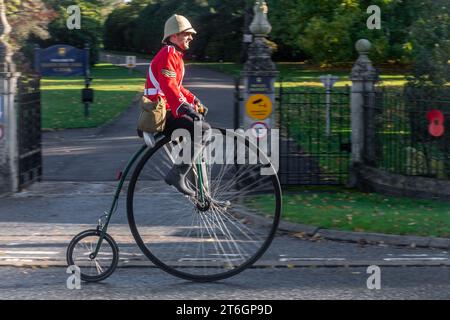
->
250;121;269;139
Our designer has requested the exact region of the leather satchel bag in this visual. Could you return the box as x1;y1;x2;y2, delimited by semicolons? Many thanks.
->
137;95;167;133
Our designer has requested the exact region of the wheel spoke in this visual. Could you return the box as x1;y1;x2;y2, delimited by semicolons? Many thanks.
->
67;231;118;282
127;130;281;281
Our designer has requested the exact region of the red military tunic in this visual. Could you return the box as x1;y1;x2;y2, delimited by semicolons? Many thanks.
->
144;45;196;118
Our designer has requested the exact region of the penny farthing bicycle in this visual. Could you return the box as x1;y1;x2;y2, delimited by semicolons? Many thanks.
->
67;124;282;282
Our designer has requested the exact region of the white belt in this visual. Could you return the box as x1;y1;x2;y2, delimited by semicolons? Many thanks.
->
144;88;165;96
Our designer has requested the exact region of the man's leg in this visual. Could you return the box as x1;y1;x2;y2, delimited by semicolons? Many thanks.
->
163;114;211;196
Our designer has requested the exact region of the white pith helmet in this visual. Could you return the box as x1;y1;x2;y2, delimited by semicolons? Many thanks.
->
162;14;197;44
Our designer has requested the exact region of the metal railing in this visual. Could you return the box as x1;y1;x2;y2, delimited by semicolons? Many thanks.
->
277;83;351;185
366;86;450;179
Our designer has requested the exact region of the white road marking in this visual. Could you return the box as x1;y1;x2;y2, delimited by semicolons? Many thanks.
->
0;251;59;255
383;258;448;261
279;258;347;262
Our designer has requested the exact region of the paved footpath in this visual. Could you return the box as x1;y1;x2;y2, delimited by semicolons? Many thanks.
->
0;59;448;299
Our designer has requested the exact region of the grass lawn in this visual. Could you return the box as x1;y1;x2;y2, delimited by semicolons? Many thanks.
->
247;187;450;238
41;63;143;130
191;62;410;88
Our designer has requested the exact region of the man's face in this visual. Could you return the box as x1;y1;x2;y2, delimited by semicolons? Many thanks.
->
171;32;194;50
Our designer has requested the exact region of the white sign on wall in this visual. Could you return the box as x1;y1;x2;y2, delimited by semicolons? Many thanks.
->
126;56;136;69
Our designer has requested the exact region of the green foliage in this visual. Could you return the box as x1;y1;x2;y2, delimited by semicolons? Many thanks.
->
6;0;54;48
104;0;245;61
10;0;446;68
300;4;363;65
406;0;450;88
6;1;119;71
103;0;153;52
6;0;56;72
40;0;105;64
267;0;448;67
102;0;448;66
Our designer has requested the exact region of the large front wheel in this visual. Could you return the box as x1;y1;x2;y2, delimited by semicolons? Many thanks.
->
127;129;281;282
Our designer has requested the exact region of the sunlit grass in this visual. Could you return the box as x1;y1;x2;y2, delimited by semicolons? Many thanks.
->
195;62;414;88
248;187;450;237
41;63;143;130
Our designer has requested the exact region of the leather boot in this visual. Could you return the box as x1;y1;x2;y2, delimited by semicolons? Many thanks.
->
164;164;196;197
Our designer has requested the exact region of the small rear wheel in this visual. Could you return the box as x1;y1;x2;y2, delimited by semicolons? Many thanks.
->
66;229;119;282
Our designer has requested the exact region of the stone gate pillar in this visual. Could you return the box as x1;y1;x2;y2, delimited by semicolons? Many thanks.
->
241;1;278;142
0;0;21;194
348;39;378;187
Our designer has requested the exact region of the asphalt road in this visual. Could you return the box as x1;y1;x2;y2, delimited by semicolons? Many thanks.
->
0;266;448;299
1;181;449;268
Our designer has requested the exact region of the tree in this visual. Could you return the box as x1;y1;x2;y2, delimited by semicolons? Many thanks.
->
407;0;450;87
6;0;56;73
104;0;246;62
41;0;105;64
104;0;152;52
267;0;442;65
101;0;449;66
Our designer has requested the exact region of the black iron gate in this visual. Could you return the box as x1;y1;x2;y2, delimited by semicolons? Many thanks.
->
17;76;42;189
277;83;351;185
234;78;351;186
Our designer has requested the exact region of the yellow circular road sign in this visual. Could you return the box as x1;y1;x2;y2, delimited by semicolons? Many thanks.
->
245;94;272;120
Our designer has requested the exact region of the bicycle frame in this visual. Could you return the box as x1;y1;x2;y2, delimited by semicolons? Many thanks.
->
69;124;282;283
90;144;148;259
196;158;205;203
89;139;210;259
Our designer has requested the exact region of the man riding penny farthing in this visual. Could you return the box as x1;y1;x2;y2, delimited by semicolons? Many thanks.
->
67;14;281;283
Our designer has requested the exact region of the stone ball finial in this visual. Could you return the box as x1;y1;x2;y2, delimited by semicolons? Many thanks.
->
249;0;272;36
355;39;372;54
